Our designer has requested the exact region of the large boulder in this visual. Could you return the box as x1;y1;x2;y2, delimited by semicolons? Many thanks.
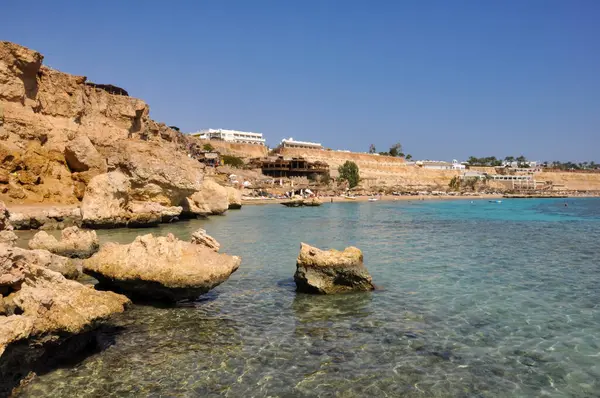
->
80;171;130;227
28;226;99;259
105;140;204;206
226;187;242;209
83;233;240;302
190;228;220;252
186;179;229;216
0;244;129;394
294;243;374;294
64;135;108;173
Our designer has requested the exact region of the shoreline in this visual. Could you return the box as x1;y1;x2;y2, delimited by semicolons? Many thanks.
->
242;193;599;206
242;194;504;205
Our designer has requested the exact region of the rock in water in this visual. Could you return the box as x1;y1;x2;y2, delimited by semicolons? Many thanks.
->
190;229;220;252
185;179;229;216
0;245;129;395
2;245;83;280
28;226;99;258
83;233;240;302
294;243;374;294
80;171;131;227
226;187;242;210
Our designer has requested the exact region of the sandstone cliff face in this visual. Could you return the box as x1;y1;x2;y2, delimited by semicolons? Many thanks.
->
0;41;200;205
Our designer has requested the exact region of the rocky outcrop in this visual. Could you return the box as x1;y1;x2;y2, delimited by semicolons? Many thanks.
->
83;233;240;302
226;187;242;210
0;231;17;247
28;226;98;259
0;41;200;205
80;171;186;228
303;198;322;207
105;140;204;206
64;135;107;174
185;179;229;216
294;243;374;294
0;244;129;394
1;245;82;280
190;228;220;252
8;205;81;230
125;201;182;227
80;172;130;227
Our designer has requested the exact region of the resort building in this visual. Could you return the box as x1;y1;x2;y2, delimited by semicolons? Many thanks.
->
250;156;329;178
416;160;466;170
189;129;266;146
279;137;323;150
502;160;538;169
461;172;539;189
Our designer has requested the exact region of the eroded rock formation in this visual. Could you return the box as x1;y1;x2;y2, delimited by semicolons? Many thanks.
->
0;41;202;207
83;233;240;302
226;186;242;210
294;243;374;294
28;226;99;259
185;179;229;216
2;245;82;280
0;244;129;394
190;228;220;252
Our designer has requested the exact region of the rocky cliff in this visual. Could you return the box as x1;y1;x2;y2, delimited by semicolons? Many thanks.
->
0;41;201;206
194;139;268;159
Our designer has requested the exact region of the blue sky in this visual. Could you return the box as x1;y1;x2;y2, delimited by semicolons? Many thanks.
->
2;0;599;162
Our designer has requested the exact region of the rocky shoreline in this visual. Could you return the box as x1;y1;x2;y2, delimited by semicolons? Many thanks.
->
0;214;242;395
0;40;250;395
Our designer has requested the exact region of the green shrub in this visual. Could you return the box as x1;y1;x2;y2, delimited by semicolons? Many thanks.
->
222;155;245;168
338;161;360;188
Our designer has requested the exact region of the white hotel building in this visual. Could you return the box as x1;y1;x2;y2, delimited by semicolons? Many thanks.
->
279;137;323;150
189;129;266;146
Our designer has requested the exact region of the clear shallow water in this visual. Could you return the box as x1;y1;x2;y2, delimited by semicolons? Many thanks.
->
18;198;600;397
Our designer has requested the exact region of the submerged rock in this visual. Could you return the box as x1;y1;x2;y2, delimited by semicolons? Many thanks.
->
294;243;374;294
28;226;99;259
0;244;129;394
83;233;240;302
190;228;220;252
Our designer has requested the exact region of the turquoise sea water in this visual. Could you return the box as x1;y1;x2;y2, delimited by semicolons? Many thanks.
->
18;198;600;397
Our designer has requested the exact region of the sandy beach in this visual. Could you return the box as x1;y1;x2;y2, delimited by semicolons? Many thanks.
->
242;193;505;205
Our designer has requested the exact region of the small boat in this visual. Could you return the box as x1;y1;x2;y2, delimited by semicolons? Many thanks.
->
342;195;356;200
488;200;502;204
368;197;379;202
